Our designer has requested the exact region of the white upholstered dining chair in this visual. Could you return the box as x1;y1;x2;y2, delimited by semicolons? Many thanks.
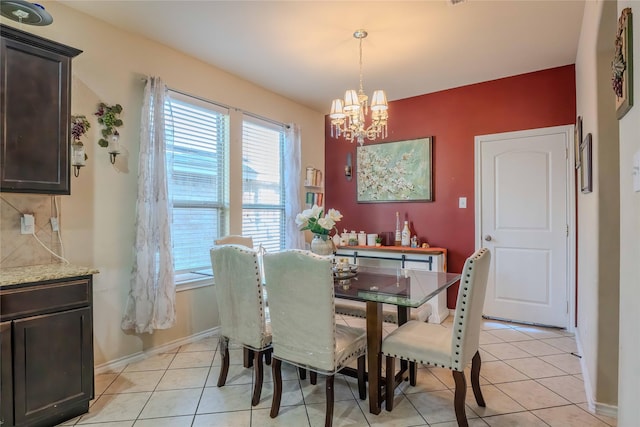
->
214;236;264;366
381;248;491;427
210;244;271;406
263;250;367;427
214;234;254;248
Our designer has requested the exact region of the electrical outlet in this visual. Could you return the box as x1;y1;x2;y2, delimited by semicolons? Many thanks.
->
50;217;59;232
21;214;35;234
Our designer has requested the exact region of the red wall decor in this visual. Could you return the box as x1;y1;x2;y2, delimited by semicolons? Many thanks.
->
324;65;576;308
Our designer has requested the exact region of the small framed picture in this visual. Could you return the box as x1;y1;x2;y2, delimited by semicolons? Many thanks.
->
580;133;592;194
575;116;582;169
612;8;633;119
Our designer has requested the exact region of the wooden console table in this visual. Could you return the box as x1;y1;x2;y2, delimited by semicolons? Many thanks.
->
334;245;449;323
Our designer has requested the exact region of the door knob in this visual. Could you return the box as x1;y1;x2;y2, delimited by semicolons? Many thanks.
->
484;235;492;241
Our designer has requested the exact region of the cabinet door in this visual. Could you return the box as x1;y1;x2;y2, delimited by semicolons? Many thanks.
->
0;35;72;194
0;321;13;427
12;307;93;425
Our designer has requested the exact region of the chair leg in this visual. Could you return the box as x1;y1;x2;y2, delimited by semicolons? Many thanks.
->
357;355;366;400
452;370;469;427
409;361;417;386
265;348;272;366
270;359;283;418
244;347;254;368
325;374;334;427
385;355;395;411
299;367;307;380
471;350;486;407
252;349;264;406
217;337;230;387
310;371;318;385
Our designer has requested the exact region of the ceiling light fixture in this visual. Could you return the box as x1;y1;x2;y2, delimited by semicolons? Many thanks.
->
329;29;388;145
0;0;53;26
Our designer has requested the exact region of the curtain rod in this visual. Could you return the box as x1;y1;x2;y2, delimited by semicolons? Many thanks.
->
142;77;290;129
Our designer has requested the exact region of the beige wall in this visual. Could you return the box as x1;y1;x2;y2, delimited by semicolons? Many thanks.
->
617;0;640;424
574;0;620;412
0;2;324;366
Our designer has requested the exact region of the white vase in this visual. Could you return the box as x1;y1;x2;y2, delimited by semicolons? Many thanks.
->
311;233;333;256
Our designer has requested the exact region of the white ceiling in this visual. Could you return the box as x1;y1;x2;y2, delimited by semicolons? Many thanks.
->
57;0;585;113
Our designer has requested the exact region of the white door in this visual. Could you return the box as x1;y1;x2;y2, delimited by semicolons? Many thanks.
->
475;126;574;328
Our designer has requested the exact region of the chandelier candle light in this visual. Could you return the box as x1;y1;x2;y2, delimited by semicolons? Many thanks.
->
329;29;388;145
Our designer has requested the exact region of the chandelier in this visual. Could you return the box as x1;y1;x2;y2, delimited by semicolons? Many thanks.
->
329;29;388;145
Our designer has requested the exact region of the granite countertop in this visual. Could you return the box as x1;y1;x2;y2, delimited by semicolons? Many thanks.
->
0;264;99;286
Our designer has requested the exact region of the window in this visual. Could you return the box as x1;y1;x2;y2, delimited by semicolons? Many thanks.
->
165;91;228;280
242;116;286;253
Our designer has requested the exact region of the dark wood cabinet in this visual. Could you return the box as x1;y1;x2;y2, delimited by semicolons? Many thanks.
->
0;276;94;427
1;321;14;427
0;24;82;194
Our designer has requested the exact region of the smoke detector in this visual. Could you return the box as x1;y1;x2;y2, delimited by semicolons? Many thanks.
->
1;0;53;26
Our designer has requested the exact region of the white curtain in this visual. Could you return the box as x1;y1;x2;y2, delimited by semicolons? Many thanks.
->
122;77;176;334
284;123;304;249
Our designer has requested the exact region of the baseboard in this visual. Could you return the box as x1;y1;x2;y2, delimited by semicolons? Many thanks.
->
574;328;596;411
574;328;618;419
594;402;618;418
94;327;220;375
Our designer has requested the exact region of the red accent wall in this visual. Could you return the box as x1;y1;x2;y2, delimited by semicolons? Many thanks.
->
324;65;576;308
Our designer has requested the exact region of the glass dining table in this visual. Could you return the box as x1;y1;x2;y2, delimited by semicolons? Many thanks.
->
333;265;461;415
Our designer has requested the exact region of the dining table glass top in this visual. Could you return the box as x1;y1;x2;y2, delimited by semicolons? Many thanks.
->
333;265;461;308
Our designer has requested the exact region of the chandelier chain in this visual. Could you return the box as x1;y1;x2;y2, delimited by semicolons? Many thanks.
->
358;36;364;95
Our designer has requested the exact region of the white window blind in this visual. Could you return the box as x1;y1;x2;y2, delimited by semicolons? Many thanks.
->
242;116;285;253
165;91;228;277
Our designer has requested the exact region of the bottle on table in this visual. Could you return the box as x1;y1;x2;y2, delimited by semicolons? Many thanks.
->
401;221;411;247
395;212;401;246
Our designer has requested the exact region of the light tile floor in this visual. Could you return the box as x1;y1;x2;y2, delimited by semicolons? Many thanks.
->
60;316;618;427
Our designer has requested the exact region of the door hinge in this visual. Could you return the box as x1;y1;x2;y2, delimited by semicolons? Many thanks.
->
567;300;569;314
566;224;569;237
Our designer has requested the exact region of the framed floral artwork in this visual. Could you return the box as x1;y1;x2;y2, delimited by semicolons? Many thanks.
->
575;116;582;169
612;8;633;120
356;137;433;203
580;133;593;194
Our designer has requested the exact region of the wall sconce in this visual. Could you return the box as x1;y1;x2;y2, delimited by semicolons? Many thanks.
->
71;141;86;177
95;102;123;165
345;152;353;181
107;131;120;164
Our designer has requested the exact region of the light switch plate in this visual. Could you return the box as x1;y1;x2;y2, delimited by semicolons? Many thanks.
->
633;150;640;192
459;197;467;208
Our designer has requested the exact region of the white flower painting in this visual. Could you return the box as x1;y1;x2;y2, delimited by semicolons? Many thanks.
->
356;137;432;202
